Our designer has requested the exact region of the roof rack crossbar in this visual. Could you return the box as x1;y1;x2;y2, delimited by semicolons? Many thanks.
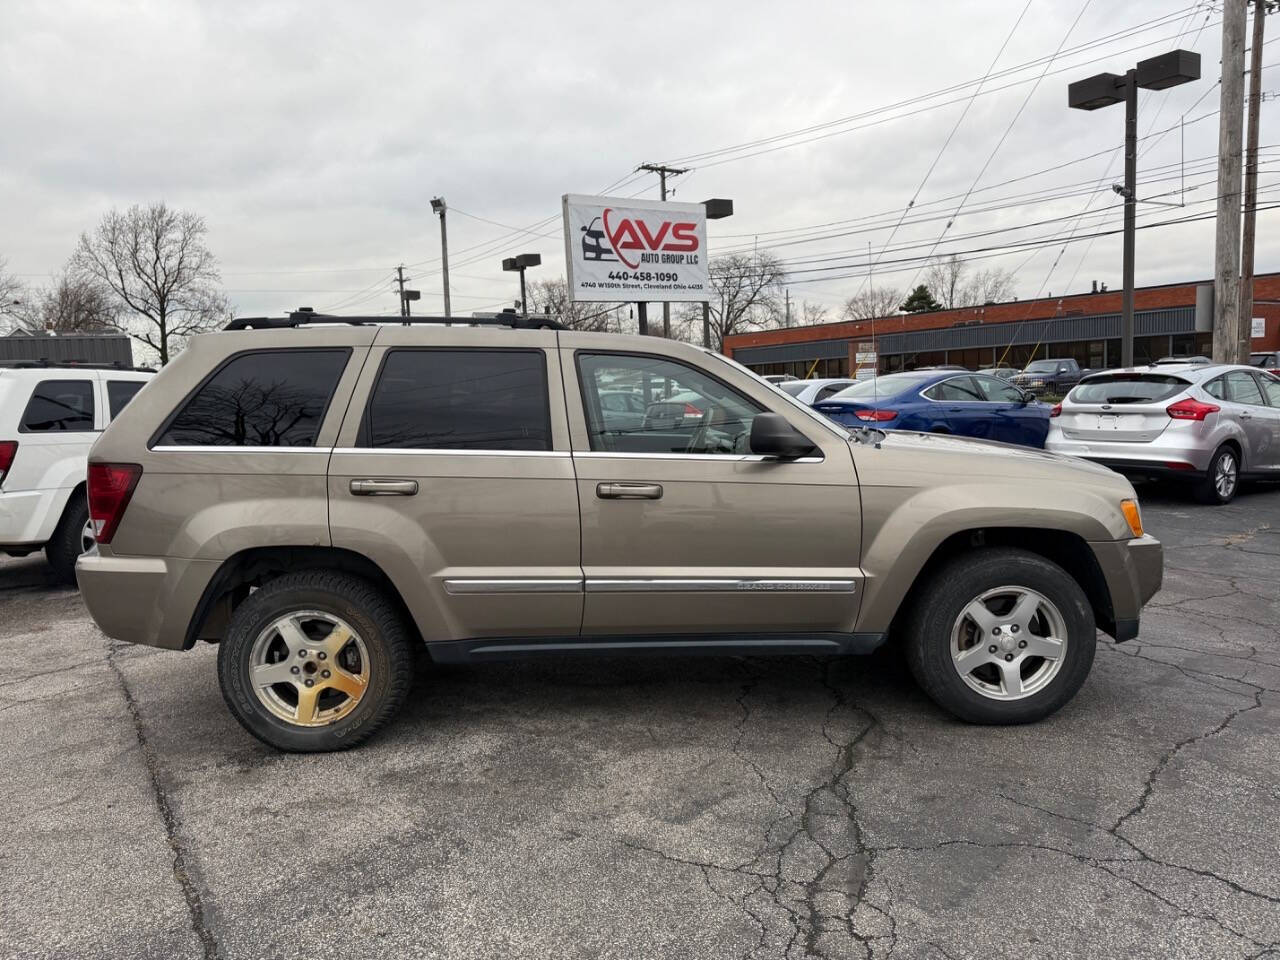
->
226;311;562;331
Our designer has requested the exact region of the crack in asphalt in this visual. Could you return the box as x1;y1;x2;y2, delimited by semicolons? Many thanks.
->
105;640;221;960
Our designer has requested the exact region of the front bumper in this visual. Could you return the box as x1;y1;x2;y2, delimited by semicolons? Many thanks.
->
76;552;220;650
1046;434;1214;475
1088;534;1163;642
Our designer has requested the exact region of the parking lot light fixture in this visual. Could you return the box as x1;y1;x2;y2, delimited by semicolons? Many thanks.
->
1068;50;1200;368
502;253;542;315
701;199;734;348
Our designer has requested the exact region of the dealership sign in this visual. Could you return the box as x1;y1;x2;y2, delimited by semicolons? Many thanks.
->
562;194;710;302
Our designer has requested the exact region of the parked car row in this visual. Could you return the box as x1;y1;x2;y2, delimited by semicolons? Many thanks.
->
782;360;1280;506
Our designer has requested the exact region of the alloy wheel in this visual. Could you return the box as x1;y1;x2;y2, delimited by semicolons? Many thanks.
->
1215;452;1237;500
249;610;371;726
80;519;96;555
950;585;1067;701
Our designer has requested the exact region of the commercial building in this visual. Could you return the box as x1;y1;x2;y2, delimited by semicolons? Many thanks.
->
723;273;1280;378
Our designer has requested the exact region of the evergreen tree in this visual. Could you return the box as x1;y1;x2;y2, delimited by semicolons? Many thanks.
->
900;284;942;313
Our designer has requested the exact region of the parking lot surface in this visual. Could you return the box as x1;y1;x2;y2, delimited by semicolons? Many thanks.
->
1;482;1278;960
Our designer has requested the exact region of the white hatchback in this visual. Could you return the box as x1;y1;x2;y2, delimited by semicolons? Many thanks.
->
0;363;153;581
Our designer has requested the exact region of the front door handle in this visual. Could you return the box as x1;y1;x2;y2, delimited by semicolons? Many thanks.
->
596;482;663;500
350;479;419;496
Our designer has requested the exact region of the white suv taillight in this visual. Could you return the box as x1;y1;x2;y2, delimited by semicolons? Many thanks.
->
0;441;16;488
87;462;142;544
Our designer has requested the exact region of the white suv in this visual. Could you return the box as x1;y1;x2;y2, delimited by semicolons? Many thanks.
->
0;363;153;581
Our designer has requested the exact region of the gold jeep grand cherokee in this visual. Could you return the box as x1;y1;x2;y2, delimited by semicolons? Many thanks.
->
77;312;1162;752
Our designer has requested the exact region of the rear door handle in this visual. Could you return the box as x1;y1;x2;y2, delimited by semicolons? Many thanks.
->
350;479;419;496
1240;411;1252;420
596;482;663;500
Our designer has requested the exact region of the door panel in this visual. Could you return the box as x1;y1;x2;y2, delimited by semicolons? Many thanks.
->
328;330;583;642
1223;371;1274;470
1252;372;1280;469
563;343;863;636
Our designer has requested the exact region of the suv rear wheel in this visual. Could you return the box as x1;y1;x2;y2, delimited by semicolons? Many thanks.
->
904;548;1096;724
45;492;92;585
217;571;414;752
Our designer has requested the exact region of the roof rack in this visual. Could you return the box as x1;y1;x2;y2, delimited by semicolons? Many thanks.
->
0;359;156;373
226;308;563;332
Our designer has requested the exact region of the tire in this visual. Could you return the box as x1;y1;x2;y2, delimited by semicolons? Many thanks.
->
1193;444;1240;505
217;571;414;752
904;548;1096;725
45;492;92;585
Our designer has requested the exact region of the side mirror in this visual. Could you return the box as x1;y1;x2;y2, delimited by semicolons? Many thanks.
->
750;413;817;459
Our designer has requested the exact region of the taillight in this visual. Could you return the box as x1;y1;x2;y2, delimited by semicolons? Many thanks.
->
1050;403;1062;418
0;441;16;487
87;463;142;545
856;409;898;422
1167;398;1219;421
683;403;703;417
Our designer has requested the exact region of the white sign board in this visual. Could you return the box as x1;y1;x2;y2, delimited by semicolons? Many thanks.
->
563;194;710;302
1252;316;1266;339
855;352;877;364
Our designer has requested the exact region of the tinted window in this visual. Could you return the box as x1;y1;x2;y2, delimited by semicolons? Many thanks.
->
364;349;550;450
1024;360;1058;373
777;381;809;397
578;353;763;454
816;383;850;401
924;377;984;402
1225;371;1265;406
107;380;145;419
1070;374;1188;405
829;373;933;400
157;350;348;447
20;379;94;432
976;376;1026;403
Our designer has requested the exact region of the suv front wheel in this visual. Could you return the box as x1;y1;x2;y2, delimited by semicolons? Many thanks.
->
218;571;414;752
904;548;1096;724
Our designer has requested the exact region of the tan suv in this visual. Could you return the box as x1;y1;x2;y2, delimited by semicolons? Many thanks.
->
76;313;1162;751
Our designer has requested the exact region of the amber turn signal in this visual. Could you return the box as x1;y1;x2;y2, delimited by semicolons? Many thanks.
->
1121;499;1144;539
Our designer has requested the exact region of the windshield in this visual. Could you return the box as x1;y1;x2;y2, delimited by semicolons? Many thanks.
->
1251;353;1273;366
828;372;934;400
1024;360;1059;372
776;381;810;397
709;352;852;440
1070;373;1188;405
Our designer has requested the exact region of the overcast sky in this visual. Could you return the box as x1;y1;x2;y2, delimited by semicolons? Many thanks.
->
0;0;1272;322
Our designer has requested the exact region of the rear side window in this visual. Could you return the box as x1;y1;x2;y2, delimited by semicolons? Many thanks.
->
107;380;145;419
1070;374;1187;405
924;377;983;402
362;349;551;450
156;350;348;447
20;379;95;432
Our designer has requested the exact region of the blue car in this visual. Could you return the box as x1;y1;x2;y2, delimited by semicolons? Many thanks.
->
812;371;1051;448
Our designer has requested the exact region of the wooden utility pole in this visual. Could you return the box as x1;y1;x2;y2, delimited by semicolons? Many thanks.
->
637;162;689;337
1240;0;1268;359
1213;0;1248;362
395;265;408;318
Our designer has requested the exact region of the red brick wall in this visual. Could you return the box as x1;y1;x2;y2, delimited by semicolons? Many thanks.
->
722;273;1280;356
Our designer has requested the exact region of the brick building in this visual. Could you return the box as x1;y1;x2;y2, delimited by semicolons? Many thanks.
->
722;273;1280;378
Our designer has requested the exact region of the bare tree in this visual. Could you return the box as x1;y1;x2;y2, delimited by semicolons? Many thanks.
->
0;257;30;332
923;254;967;309
800;301;830;325
842;286;903;321
923;255;1017;309
71;203;229;364
965;266;1016;305
698;251;786;350
528;277;628;332
33;271;120;332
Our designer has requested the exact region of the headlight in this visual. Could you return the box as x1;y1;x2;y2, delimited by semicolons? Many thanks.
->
1121;499;1144;538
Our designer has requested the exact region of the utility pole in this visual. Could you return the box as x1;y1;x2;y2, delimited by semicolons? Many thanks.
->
785;289;792;327
1121;68;1138;368
637;162;689;337
1214;0;1248;363
395;265;408;318
1240;0;1268;358
431;197;451;318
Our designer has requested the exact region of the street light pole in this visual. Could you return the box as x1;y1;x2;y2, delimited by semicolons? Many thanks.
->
502;253;541;315
430;197;451;318
1122;68;1137;368
1069;49;1200;367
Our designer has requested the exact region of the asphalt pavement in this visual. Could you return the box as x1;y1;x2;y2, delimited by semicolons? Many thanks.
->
1;480;1278;960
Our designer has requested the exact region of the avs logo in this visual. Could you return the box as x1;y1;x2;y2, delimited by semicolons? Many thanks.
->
580;209;700;269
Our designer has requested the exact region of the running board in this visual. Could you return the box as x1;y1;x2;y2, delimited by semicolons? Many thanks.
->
426;632;888;663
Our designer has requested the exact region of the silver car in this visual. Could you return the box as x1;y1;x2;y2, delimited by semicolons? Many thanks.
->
1046;363;1280;504
775;377;859;405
